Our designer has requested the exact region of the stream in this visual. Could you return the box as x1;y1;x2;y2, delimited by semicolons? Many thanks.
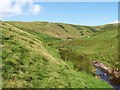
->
96;68;120;89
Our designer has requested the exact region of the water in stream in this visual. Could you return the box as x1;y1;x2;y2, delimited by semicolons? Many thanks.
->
96;68;120;89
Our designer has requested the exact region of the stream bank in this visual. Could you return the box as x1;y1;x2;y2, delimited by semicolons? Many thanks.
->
93;61;120;89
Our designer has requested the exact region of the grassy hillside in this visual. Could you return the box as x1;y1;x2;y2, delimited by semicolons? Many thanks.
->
6;21;95;39
57;25;119;69
1;21;117;88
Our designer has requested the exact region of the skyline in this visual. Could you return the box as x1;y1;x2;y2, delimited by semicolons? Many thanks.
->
0;1;118;26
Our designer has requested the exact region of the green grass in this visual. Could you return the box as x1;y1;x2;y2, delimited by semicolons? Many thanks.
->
58;27;119;69
6;21;94;39
24;29;61;44
1;21;115;88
